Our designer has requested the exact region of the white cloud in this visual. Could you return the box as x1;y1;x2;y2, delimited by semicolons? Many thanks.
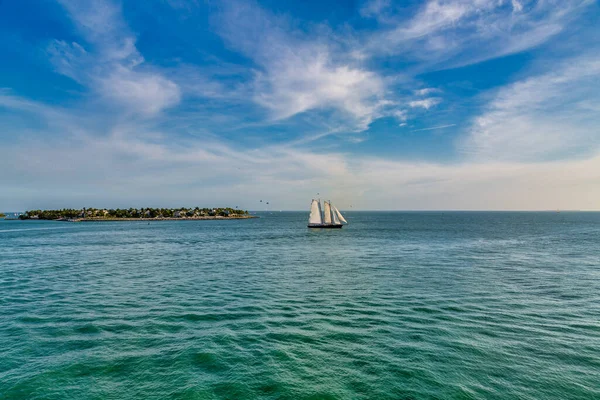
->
216;1;390;132
360;0;391;18
409;98;442;109
370;0;593;69
393;109;408;122
57;0;142;63
461;56;600;161
414;88;440;96
512;0;524;13
98;68;181;116
49;0;180;116
400;0;477;39
253;54;385;130
47;40;88;82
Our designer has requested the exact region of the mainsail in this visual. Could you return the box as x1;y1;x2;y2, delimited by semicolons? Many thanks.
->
308;199;323;225
332;205;347;224
323;201;332;224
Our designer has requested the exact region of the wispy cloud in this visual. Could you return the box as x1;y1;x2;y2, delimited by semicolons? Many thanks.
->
411;124;456;132
414;88;440;96
49;0;181;116
98;67;180;116
461;55;600;161
393;109;408;122
409;98;442;109
512;0;524;13
368;0;593;69
360;0;391;18
215;0;395;133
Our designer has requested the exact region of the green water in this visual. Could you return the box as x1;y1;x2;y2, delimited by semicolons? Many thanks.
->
1;212;599;399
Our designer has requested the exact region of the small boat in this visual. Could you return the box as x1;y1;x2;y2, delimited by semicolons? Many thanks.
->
307;199;348;228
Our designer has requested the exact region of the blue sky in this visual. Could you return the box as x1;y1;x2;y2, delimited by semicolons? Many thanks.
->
1;0;599;210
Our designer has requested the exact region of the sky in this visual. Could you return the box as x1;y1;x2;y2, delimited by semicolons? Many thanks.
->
1;0;599;211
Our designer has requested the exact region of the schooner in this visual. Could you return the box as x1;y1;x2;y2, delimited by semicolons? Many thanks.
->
308;199;348;228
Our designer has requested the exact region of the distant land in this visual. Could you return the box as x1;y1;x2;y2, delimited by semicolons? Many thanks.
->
18;207;255;222
0;213;5;218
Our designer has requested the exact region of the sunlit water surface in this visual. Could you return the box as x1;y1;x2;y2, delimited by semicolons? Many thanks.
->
1;212;599;399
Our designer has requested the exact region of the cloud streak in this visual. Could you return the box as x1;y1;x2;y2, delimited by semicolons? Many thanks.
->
368;0;593;69
411;124;456;132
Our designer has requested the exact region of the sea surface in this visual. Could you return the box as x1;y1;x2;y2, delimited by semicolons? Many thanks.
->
1;212;599;399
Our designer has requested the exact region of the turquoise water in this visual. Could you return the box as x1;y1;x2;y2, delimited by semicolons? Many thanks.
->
1;212;599;399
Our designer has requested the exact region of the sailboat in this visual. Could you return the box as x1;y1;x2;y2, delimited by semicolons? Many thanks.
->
307;199;348;228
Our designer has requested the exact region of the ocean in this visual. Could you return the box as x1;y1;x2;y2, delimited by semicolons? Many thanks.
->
1;212;599;399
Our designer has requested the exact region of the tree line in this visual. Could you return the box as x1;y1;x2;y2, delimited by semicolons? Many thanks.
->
19;207;249;220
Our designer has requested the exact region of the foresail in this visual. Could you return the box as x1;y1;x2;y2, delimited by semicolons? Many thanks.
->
308;200;322;225
331;206;341;224
323;201;332;224
333;206;347;224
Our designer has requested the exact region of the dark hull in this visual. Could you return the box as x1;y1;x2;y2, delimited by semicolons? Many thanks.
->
308;224;343;229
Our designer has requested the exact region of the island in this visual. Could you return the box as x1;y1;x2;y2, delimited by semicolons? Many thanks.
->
18;207;256;221
0;212;5;218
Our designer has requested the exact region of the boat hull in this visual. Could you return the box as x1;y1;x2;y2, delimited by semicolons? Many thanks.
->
307;224;343;229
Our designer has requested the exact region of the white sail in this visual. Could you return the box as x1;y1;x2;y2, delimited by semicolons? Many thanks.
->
308;200;323;225
323;201;332;224
331;205;341;225
333;205;347;224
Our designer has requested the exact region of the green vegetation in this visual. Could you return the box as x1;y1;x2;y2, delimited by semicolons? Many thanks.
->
0;212;5;218
19;207;249;220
